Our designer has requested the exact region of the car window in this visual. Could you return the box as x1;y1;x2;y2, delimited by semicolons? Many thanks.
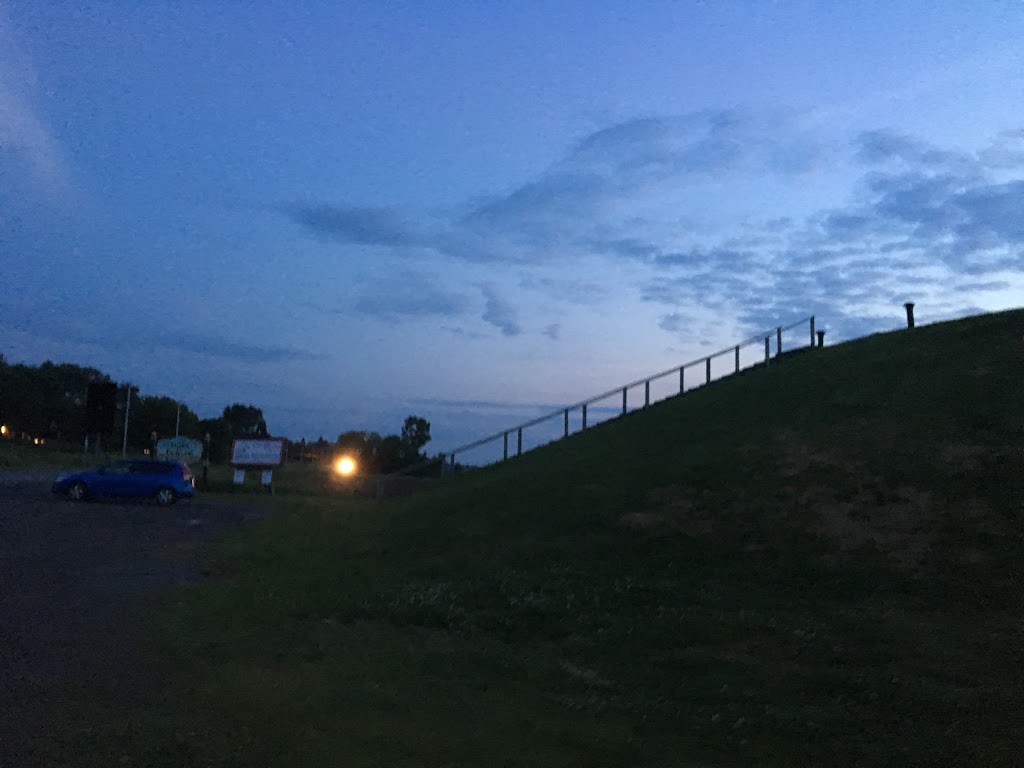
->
105;462;133;475
129;462;156;474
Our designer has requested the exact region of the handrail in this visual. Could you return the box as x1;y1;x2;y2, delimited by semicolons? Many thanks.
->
443;315;815;460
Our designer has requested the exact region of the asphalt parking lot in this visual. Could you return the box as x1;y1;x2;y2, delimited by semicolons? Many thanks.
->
0;470;268;765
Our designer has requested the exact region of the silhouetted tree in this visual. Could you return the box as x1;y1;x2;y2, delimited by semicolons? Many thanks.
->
222;403;268;438
0;358;111;442
129;396;200;446
198;417;234;463
400;415;431;462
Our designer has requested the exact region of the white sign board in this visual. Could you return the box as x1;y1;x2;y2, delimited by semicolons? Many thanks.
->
230;438;285;467
233;469;246;485
156;436;203;462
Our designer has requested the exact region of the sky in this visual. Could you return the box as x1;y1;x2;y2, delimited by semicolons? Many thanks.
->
2;0;1024;458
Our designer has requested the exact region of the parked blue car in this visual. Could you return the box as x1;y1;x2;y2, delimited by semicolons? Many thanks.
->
52;459;196;505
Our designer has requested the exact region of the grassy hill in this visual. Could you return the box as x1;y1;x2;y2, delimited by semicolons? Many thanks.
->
47;309;1024;766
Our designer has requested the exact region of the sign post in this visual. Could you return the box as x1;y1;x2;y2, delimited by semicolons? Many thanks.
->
230;438;286;494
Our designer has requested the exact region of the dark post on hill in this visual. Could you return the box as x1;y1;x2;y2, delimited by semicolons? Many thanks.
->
85;380;118;452
904;302;916;329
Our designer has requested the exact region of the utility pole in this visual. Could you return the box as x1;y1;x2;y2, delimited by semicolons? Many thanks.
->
122;387;132;457
175;403;181;437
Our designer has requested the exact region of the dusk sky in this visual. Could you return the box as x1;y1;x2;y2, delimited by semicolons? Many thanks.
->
3;1;1023;455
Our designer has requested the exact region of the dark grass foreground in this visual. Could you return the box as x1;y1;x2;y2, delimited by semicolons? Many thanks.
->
39;309;1024;766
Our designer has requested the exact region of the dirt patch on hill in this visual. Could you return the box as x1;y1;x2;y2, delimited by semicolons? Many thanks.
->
774;429;861;478
621;487;719;538
801;483;933;570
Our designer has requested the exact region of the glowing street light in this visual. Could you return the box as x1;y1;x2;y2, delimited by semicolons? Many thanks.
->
334;456;357;477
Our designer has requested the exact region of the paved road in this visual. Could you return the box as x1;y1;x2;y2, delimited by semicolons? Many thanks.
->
0;471;268;766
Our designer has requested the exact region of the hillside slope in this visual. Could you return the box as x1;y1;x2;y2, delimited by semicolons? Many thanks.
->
47;309;1024;767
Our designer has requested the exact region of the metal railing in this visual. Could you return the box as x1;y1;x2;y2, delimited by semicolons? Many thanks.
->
434;315;819;471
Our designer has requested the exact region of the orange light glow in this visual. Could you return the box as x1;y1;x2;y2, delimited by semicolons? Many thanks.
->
334;456;357;476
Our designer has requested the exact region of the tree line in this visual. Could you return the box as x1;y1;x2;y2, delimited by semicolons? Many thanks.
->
0;355;437;473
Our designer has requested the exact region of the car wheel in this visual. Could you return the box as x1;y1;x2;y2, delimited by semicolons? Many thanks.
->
155;487;177;506
67;482;88;502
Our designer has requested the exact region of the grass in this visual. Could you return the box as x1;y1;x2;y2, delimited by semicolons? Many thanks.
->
200;460;439;499
35;308;1024;766
0;442;122;469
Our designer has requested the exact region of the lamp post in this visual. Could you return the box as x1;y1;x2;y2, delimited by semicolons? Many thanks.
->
175;403;181;437
121;387;132;457
203;432;211;490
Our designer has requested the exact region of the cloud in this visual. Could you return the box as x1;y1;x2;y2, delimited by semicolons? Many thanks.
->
0;16;69;196
480;285;522;336
0;306;324;364
460;109;823;238
285;109;828;264
441;325;488;340
543;323;560;340
658;313;686;333
304;270;471;323
164;333;326;363
518;274;609;305
354;288;468;321
285;203;422;247
980;129;1024;169
351;272;470;321
631;126;1024;340
283;117;1023;346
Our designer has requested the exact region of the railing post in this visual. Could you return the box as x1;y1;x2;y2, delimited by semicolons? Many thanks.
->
644;381;650;408
582;404;588;430
503;431;508;460
706;357;711;384
622;387;627;415
517;428;523;457
764;336;770;365
564;409;569;438
810;315;815;346
734;345;740;373
904;302;915;329
777;326;783;356
679;366;685;394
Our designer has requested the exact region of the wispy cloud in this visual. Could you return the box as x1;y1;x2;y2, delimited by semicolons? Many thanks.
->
542;323;561;340
518;275;609;305
305;270;471;323
353;271;470;321
165;333;326;363
657;313;686;333
0;305;325;364
283;113;1023;342
282;109;827;264
284;203;423;247
0;15;69;197
458;109;825;240
480;284;522;336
